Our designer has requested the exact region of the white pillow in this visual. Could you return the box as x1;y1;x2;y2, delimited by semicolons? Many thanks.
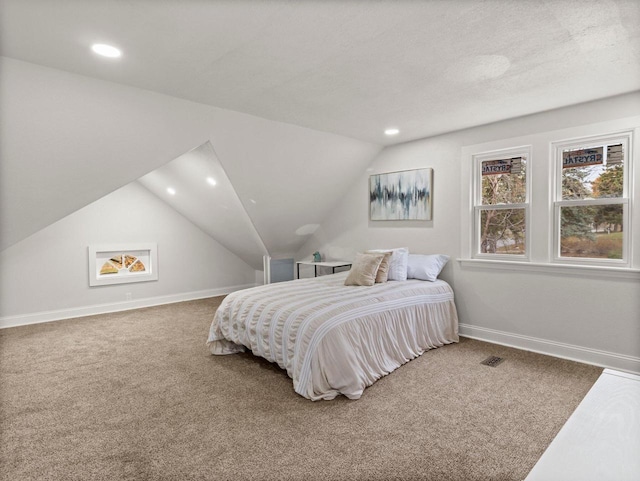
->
367;248;408;281
407;254;449;281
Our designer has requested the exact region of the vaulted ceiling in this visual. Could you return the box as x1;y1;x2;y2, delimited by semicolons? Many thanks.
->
1;0;638;265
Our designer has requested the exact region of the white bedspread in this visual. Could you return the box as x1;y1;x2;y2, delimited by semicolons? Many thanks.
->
207;271;459;400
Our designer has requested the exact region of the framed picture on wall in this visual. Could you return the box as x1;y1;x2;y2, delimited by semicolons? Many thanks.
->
369;168;433;220
88;243;158;286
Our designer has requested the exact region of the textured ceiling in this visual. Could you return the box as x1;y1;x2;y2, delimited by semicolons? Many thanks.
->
2;0;638;145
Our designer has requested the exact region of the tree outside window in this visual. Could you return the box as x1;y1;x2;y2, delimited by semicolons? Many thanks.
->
474;149;530;258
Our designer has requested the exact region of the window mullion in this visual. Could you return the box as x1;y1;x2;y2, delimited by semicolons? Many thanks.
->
555;198;628;208
477;203;528;211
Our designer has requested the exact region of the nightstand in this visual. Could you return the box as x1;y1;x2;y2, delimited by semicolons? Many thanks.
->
296;261;352;279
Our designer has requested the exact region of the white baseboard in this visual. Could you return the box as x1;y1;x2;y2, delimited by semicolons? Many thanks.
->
459;323;640;376
0;283;257;329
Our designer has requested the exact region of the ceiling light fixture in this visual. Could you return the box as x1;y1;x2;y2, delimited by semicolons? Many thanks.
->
166;187;176;195
384;128;400;136
206;177;217;186
91;43;122;58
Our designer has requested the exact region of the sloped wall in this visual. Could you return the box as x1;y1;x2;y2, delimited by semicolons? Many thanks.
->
0;57;214;251
0;182;256;326
0;57;381;258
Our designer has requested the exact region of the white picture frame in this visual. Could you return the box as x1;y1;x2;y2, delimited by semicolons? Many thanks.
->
88;243;158;286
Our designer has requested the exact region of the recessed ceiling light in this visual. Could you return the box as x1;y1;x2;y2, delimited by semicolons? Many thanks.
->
206;177;217;186
166;187;176;195
91;43;122;58
384;128;400;136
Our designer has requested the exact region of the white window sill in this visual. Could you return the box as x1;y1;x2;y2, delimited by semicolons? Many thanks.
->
457;258;640;280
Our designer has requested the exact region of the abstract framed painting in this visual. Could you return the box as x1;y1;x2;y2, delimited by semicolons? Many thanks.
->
369;168;433;221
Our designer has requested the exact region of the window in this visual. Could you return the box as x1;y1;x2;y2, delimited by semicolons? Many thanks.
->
552;132;631;267
472;146;531;259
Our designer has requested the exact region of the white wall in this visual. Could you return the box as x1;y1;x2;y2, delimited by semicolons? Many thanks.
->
0;182;257;327
298;92;640;374
0;57;213;251
0;57;381;257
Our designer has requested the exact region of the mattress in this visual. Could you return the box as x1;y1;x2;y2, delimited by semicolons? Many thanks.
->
207;271;459;400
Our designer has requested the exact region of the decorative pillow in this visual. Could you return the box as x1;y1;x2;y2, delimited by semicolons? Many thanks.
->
406;254;450;281
365;250;392;283
367;248;409;281
344;252;385;286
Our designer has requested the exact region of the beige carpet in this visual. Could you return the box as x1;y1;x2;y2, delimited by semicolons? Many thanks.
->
0;297;601;481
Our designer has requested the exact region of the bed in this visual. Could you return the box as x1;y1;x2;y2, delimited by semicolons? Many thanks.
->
207;271;458;400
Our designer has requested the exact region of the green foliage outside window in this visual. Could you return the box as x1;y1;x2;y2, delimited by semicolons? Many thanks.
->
560;147;624;259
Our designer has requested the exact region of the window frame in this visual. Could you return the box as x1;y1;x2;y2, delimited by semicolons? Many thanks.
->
472;145;532;261
551;131;632;268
